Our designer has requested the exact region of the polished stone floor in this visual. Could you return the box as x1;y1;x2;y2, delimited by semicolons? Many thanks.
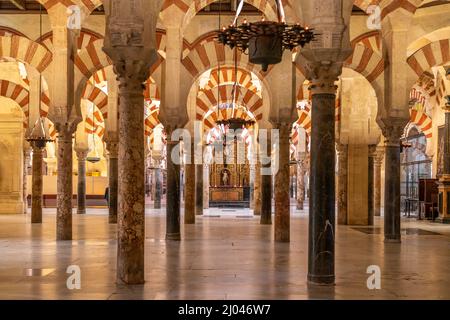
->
0;206;449;300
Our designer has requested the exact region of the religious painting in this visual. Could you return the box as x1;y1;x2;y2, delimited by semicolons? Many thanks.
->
437;125;445;178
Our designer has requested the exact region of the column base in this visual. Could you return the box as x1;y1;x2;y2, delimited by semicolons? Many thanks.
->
260;217;272;225
307;274;335;286
166;233;181;241
109;215;117;224
77;209;86;215
384;237;401;243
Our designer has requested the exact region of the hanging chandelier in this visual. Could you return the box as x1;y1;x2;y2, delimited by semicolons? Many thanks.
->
26;4;52;149
217;0;315;72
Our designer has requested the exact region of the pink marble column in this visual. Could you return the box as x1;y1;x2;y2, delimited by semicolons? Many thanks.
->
76;150;88;215
23;147;31;214
184;144;195;224
31;144;44;224
116;65;148;284
274;124;291;242
56;127;74;240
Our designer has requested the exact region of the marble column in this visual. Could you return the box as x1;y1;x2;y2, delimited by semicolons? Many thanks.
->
184;144;195;224
195;164;203;215
56;127;74;240
260;141;272;225
76;150;88;215
368;145;377;226
274;124;291;242
296;155;306;210
116;66;148;285
166;133;181;240
31;144;44;224
336;143;348;225
374;150;383;217
382;122;405;242
106;139;119;224
23;147;31;214
203;164;209;209
308;81;337;285
254;162;262;215
153;159;162;209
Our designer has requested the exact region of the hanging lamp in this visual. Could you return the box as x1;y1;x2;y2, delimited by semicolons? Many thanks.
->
217;0;316;72
26;4;52;149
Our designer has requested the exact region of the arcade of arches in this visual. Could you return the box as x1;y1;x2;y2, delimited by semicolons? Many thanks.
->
0;0;449;299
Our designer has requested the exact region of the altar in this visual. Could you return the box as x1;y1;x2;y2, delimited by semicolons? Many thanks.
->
208;136;251;208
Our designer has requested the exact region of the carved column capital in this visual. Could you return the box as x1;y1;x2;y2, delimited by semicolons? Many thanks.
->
368;144;378;158
305;61;343;95
105;138;119;159
381;118;408;147
75;150;89;161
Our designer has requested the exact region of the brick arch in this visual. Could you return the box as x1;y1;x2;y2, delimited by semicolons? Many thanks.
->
36;0;103;16
179;0;278;31
201;66;260;93
353;0;421;19
0;79;29;127
145;106;161;137
409;109;432;141
82;83;108;119
85;105;105;138
37;28;103;52
182;34;264;80
0;35;52;72
351;31;381;54
407;39;450;77
203;105;256;131
196;84;263;121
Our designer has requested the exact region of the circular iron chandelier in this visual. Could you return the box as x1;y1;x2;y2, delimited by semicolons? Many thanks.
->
216;0;315;72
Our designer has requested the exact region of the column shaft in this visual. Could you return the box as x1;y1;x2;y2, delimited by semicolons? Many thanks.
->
184;146;195;224
154;165;162;209
23;149;30;214
274;125;291;242
308;93;336;285
203;165;209;209
56;130;73;240
195;164;203;215
31;146;44;224
109;156;118;223
368;146;376;226
77;152;87;215
384;144;401;241
166;139;181;240
260;142;272;225
337;144;348;225
117;82;145;284
374;154;383;217
254;162;262;215
297;157;306;210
